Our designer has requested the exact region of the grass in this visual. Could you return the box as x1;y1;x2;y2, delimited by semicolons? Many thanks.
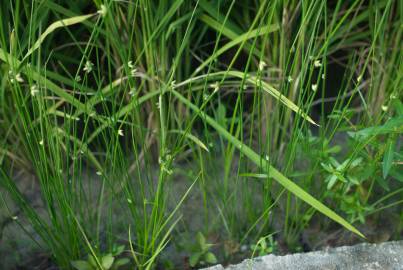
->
0;0;402;269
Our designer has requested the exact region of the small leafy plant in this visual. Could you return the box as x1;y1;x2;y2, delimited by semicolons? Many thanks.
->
188;232;217;268
71;245;129;270
321;155;374;223
321;157;364;191
250;235;277;257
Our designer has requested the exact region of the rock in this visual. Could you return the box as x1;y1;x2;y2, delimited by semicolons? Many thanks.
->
201;241;403;270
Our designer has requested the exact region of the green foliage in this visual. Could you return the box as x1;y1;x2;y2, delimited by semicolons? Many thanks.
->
0;0;401;269
188;232;218;267
250;235;278;257
321;157;365;191
71;245;129;270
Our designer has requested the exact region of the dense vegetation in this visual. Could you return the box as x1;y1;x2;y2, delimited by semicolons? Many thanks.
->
0;0;402;269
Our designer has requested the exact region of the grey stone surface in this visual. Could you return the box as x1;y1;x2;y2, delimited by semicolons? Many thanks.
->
202;241;403;270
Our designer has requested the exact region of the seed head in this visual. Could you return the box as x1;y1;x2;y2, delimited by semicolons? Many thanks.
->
83;61;94;73
30;85;39;96
210;82;219;93
97;5;107;17
258;60;267;71
130;68;137;77
9;70;24;84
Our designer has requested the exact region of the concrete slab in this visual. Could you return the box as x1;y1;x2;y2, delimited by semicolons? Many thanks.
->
202;241;403;270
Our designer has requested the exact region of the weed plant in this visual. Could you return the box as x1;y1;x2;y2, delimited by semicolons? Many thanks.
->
0;0;401;269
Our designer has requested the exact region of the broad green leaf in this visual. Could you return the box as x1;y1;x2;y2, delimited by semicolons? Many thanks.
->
88;255;97;267
204;252;217;264
71;261;92;270
349;116;403;139
196;232;207;248
101;254;114;270
113;245;125;256
172;89;364;238
114;258;130;267
189;252;202;267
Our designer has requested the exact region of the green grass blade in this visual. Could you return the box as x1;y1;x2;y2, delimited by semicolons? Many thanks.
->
0;49;95;116
169;130;209;152
194;24;279;74
177;71;317;125
23;13;96;61
172;89;364;238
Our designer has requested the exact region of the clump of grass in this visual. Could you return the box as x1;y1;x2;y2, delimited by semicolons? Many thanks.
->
0;0;401;269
